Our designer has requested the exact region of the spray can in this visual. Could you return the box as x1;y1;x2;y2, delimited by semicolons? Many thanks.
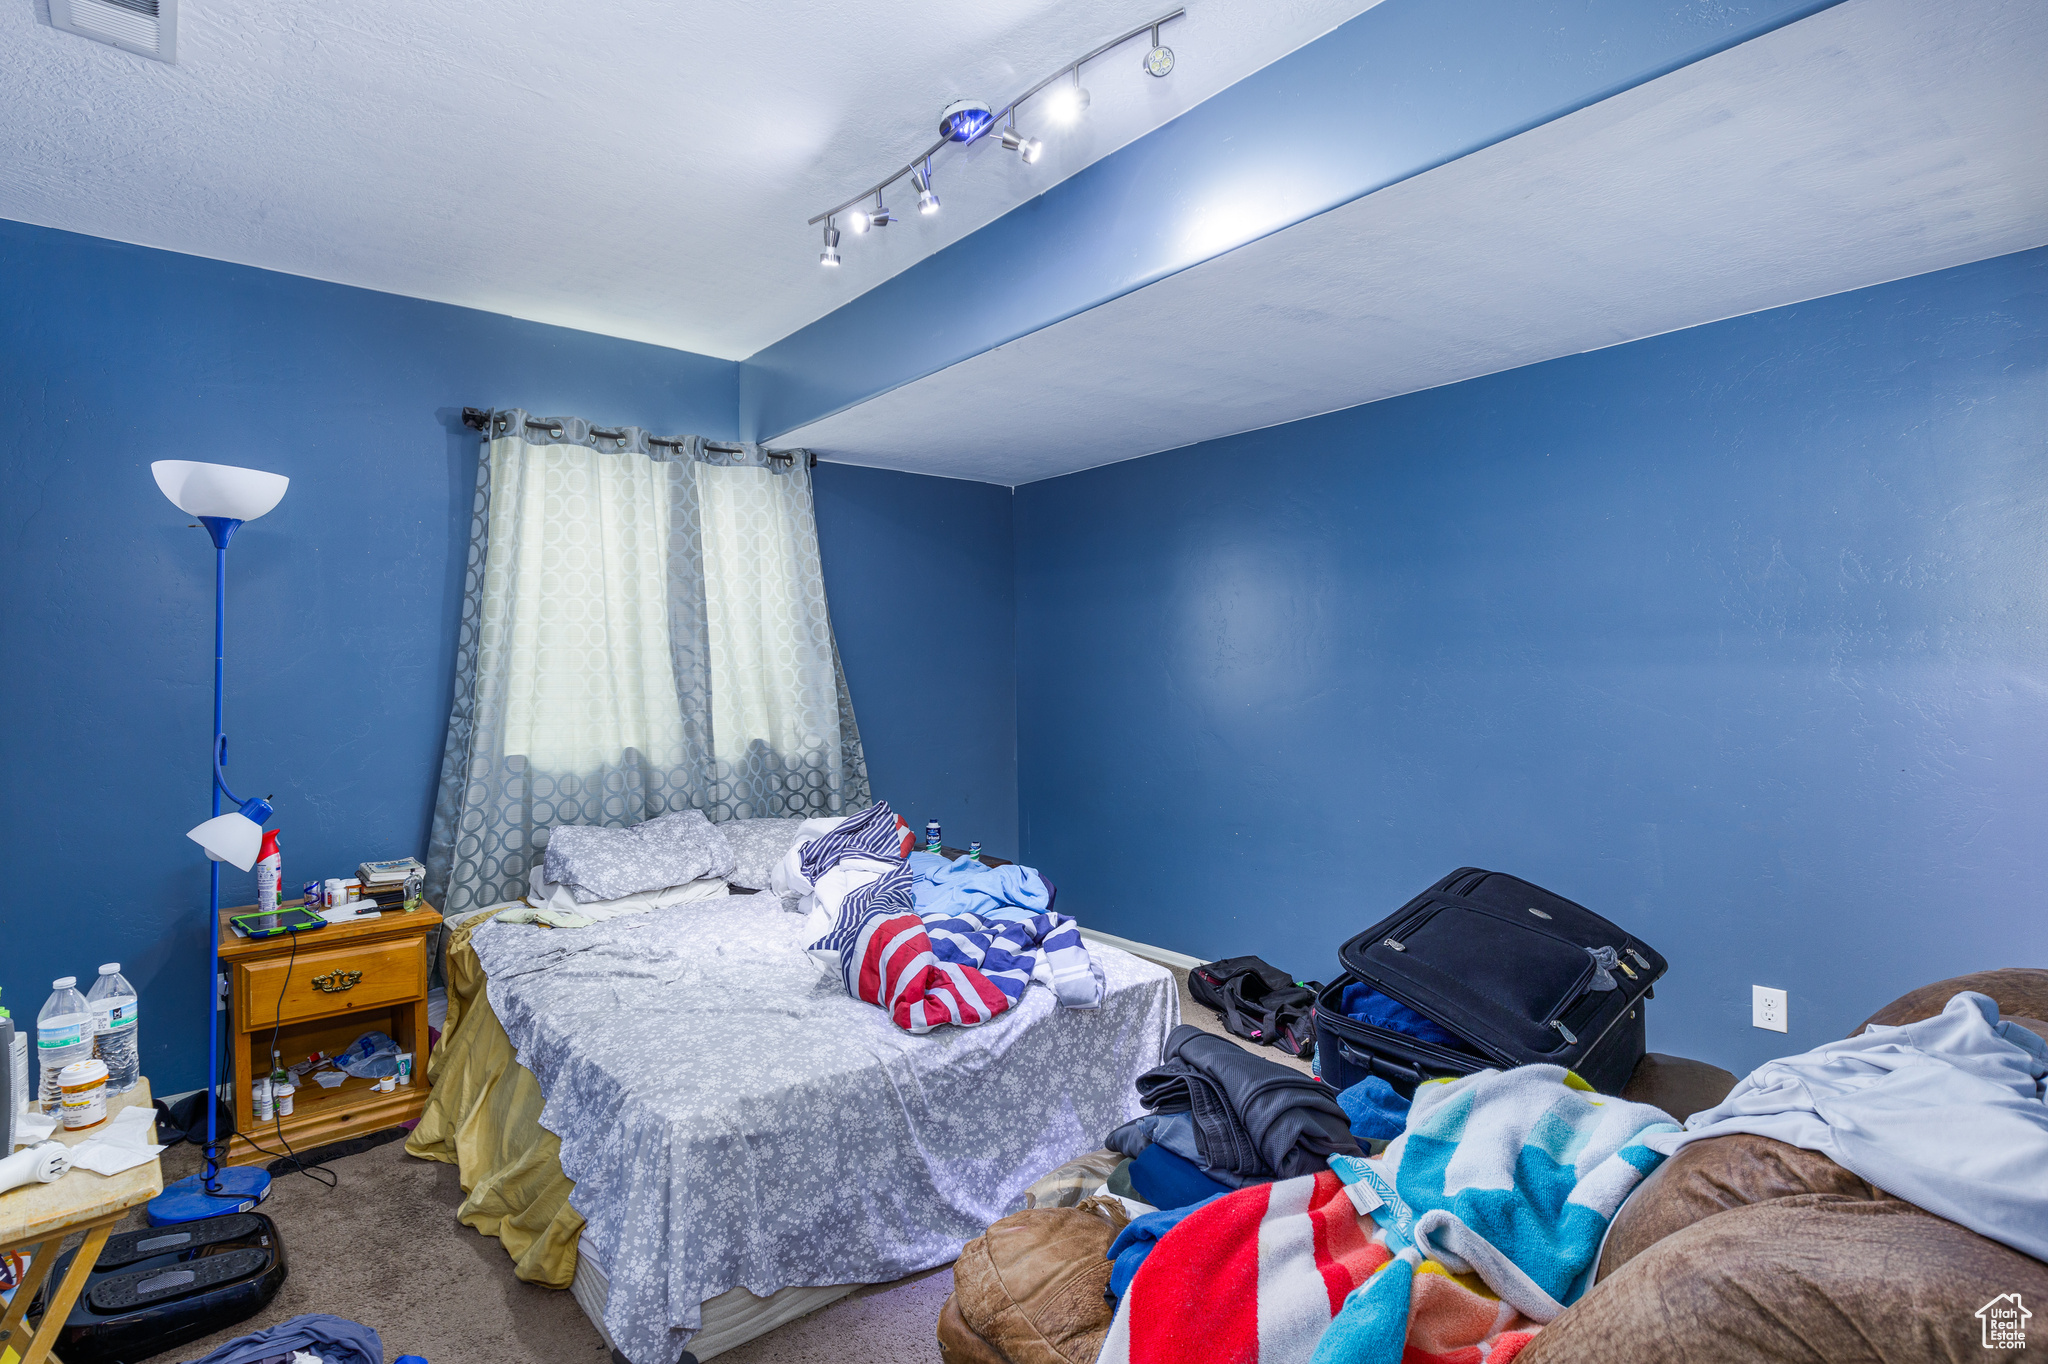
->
925;820;941;855
968;841;982;862
255;829;282;913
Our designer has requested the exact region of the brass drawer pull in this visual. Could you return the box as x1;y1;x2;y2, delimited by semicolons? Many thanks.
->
312;969;364;994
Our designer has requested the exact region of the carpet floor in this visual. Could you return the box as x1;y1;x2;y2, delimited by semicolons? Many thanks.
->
105;965;1261;1364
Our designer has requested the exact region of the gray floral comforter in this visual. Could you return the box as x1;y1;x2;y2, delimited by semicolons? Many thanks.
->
471;892;1178;1364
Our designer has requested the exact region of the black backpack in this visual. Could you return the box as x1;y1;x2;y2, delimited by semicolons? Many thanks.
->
1188;956;1320;1059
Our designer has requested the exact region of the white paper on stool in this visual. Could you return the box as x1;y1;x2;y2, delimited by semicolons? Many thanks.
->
14;1110;58;1148
67;1104;165;1176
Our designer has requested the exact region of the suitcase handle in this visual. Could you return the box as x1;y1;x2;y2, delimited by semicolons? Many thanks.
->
1335;1040;1423;1089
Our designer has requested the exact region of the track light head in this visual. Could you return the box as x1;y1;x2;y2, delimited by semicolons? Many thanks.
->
849;203;894;233
912;165;940;215
938;98;995;143
1000;127;1043;163
1047;76;1090;125
820;223;841;266
1144;21;1175;78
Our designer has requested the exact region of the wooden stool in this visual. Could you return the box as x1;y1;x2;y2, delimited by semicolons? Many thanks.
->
0;1081;163;1364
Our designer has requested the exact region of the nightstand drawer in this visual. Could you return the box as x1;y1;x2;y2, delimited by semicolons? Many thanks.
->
234;937;426;1030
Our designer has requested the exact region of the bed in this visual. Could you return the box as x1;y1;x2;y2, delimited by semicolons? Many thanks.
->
407;887;1177;1363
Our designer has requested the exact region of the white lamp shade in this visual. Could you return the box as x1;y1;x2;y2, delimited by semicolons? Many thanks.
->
186;811;265;871
152;461;289;521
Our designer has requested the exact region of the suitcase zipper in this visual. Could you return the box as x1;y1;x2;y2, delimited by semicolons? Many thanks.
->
1550;1019;1578;1045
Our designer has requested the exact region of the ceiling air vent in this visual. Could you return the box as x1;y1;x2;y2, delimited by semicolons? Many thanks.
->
48;0;176;63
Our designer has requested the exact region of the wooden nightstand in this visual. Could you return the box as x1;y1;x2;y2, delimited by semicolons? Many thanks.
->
215;900;441;1167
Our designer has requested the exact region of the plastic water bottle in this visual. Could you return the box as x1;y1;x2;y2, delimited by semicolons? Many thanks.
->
87;964;141;1094
36;977;95;1114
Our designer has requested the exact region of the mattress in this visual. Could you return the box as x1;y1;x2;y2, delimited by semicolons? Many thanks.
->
571;1229;856;1362
470;891;1177;1364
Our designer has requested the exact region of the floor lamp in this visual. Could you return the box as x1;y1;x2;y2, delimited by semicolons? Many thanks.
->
147;460;289;1225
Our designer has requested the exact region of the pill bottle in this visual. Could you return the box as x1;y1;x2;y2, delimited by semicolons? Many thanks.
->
59;1057;109;1129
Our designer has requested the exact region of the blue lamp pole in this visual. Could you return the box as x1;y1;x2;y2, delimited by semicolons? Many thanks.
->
149;464;289;1225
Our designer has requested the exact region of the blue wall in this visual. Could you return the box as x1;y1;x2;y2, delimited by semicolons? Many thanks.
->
0;218;1014;1096
814;464;1018;856
10;207;2042;1093
1014;247;2048;1075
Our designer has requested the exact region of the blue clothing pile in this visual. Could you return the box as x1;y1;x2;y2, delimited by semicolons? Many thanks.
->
1335;1072;1412;1142
907;851;1055;922
1340;982;1465;1048
181;1315;385;1364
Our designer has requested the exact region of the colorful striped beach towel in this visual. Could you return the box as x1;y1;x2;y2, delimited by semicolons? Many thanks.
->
1100;1066;1678;1364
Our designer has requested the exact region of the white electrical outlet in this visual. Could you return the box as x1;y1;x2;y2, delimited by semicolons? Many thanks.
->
1753;985;1788;1032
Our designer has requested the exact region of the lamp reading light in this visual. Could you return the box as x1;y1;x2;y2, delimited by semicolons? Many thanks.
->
187;796;275;871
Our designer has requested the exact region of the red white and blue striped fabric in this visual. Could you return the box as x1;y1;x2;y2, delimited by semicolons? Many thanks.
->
800;800;1101;1033
838;908;1100;1034
798;799;916;883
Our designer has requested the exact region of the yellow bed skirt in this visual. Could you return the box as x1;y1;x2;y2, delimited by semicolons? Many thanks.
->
404;913;585;1288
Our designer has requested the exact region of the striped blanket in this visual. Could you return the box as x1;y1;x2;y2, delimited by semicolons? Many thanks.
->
1101;1066;1678;1364
798;802;1102;1033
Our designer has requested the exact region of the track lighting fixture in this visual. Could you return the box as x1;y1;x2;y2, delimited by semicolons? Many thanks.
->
806;8;1182;261
1000;123;1044;163
848;193;894;233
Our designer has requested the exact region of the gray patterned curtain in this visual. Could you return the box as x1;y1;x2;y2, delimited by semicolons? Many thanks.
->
425;410;871;920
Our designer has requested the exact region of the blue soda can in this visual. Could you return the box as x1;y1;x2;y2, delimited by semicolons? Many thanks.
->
925;820;941;853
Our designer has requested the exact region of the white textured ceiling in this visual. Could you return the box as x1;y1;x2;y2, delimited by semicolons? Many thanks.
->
0;0;1377;360
785;0;2048;485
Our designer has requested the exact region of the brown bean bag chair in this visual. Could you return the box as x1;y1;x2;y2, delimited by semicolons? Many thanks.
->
1520;968;2048;1364
938;1195;1131;1364
1618;1050;1737;1120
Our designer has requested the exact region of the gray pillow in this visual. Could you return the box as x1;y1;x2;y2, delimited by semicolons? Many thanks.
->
542;808;737;903
718;817;809;892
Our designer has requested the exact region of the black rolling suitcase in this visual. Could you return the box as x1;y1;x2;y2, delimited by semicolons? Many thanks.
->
1312;868;1665;1097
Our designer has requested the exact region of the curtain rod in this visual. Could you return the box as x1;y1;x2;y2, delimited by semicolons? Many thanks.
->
461;407;816;469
